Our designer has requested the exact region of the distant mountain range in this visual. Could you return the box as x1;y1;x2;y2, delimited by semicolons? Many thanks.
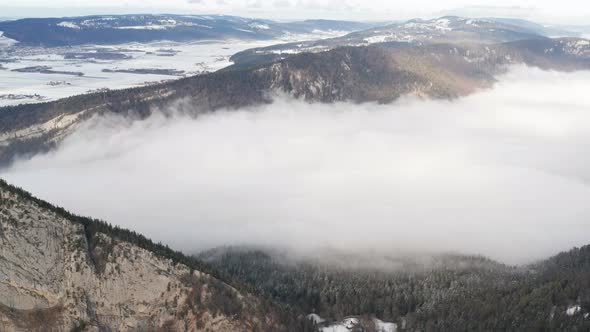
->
230;16;576;66
490;17;575;37
0;14;372;46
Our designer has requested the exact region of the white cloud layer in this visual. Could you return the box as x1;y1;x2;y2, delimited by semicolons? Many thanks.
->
3;66;590;265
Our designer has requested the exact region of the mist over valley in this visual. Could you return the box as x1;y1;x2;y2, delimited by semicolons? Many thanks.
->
3;66;590;265
2;7;590;331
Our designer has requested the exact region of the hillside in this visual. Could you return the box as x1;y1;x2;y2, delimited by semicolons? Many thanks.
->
0;179;299;331
0;15;370;47
0;37;589;168
229;16;552;66
2;176;589;331
200;246;590;331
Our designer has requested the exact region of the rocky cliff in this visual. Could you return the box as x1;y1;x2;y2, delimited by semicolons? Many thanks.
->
0;179;284;331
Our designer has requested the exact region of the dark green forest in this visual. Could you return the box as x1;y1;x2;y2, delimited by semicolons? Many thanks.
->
200;245;590;331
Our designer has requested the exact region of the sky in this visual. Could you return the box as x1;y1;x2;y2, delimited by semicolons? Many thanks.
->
1;0;590;24
4;66;590;265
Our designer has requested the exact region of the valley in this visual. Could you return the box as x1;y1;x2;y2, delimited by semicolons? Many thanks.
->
1;8;590;331
0;30;350;107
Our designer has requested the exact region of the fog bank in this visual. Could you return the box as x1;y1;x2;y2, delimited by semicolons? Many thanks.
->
3;66;590;265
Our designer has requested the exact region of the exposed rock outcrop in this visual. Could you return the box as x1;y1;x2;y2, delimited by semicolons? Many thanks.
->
0;180;282;331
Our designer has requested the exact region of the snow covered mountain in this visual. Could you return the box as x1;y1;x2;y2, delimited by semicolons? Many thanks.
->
230;16;570;65
0;15;371;46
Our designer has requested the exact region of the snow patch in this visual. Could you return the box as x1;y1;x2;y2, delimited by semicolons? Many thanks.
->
375;319;397;332
364;35;391;44
464;18;490;27
115;19;213;30
403;18;452;33
265;45;328;55
364;33;414;44
434;18;452;31
80;17;117;27
566;305;581;316
321;325;350;332
249;23;270;30
321;317;360;332
307;313;325;324
158;19;177;25
117;25;170;30
563;39;590;56
57;21;81;29
234;28;255;33
0;31;17;47
188;23;213;29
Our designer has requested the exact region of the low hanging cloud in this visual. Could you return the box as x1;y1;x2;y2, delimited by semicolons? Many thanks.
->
3;65;590;265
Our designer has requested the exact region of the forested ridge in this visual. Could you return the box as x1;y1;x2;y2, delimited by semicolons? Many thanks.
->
2;178;590;331
2;38;590;169
200;246;590;331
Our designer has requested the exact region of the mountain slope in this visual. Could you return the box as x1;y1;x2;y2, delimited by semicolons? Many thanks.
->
0;179;294;332
0;37;589;168
0;15;370;46
230;16;550;65
200;246;590;331
490;18;575;37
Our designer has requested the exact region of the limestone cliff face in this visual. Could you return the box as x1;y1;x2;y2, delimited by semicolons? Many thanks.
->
0;182;278;332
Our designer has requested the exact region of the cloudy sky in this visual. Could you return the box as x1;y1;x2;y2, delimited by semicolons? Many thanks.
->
1;0;589;24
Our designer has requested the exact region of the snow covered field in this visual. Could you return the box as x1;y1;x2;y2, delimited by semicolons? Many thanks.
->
0;30;346;107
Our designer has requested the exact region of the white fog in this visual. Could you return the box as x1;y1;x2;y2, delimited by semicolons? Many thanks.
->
3;65;590;265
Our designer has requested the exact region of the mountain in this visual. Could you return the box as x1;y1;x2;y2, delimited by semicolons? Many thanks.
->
230;16;551;66
1;177;589;331
0;178;305;331
199;245;590;331
0;14;371;46
0;34;589;168
490;18;575;37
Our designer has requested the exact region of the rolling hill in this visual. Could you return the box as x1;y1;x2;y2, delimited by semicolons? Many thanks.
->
0;14;371;46
229;16;558;66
